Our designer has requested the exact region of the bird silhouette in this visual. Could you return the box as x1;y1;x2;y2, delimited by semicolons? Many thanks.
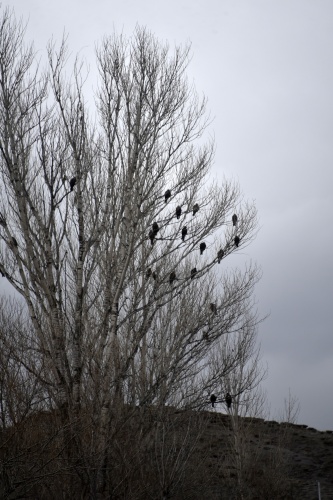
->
169;271;176;285
210;394;217;408
149;230;155;246
226;393;232;409
181;226;187;241
176;206;182;219
70;177;76;191
193;203;199;216
210;303;217;315
234;236;240;247
152;222;159;236
232;214;238;226
164;189;171;203
200;242;206;255
217;249;224;263
191;267;197;279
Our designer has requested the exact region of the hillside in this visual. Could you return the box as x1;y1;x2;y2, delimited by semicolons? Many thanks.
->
201;411;333;499
1;407;333;499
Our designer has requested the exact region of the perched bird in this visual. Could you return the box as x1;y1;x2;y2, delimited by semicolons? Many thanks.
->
169;271;176;285
199;242;206;255
149;230;155;246
210;394;217;408
234;236;240;248
232;214;238;226
226;393;232;409
191;267;197;279
210;303;217;315
152;222;159;236
70;177;76;191
175;206;182;219
146;268;152;279
181;226;187;242
164;189;171;203
217;249;224;263
193;203;199;216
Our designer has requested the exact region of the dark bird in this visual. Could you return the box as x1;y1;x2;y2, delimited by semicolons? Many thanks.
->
210;394;217;408
169;271;176;285
164;189;171;203
175;206;182;219
232;214;238;226
191;267;197;279
149;230;155;246
210;303;217;315
152;222;159;236
226;392;232;409
69;177;76;191
199;242;206;255
181;226;187;241
202;330;209;341
11;236;18;247
146;268;152;279
217;249;224;263
234;236;240;248
193;203;199;216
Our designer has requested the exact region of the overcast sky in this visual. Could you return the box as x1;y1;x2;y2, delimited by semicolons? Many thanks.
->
5;0;333;430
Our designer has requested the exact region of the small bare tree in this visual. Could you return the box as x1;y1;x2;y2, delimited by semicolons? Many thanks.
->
0;6;260;495
202;322;267;499
278;389;300;425
211;331;298;499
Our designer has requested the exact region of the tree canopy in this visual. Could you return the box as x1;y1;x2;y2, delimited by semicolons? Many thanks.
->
0;7;261;497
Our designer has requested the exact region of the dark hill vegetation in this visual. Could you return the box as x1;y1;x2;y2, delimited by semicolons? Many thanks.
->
1;406;332;499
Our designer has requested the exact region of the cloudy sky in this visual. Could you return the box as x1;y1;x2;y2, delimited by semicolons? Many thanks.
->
5;0;333;430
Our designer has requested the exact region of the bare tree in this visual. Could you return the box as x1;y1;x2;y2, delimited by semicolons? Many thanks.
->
278;389;300;425
209;328;299;500
202;322;267;499
0;6;260;495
